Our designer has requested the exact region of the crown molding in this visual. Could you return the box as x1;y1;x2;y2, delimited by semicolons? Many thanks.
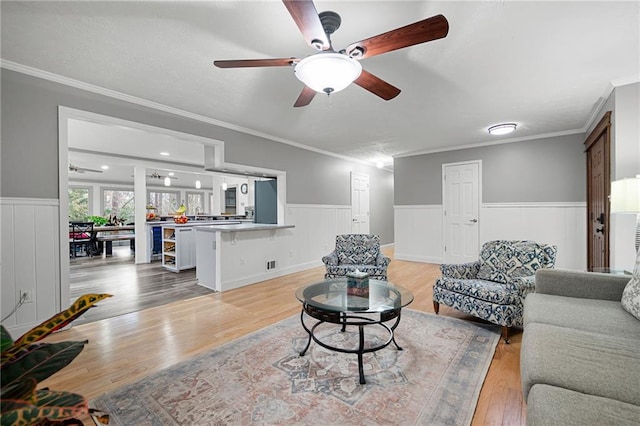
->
394;128;585;158
0;60;382;170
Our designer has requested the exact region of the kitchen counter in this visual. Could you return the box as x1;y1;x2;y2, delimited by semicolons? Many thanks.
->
146;220;243;228
195;223;296;292
195;223;294;232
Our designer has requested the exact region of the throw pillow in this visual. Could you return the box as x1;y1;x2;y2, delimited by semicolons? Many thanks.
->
477;241;542;284
621;249;640;320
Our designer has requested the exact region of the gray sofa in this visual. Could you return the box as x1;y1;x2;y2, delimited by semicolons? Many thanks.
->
521;269;640;425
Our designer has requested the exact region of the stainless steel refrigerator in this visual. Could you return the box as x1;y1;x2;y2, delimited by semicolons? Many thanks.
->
254;179;277;224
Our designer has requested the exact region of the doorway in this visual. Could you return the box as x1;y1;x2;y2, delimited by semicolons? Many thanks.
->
585;111;612;271
351;172;370;234
442;161;481;263
58;107;286;320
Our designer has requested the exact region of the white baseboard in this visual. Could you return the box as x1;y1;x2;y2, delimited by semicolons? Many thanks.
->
217;259;324;292
394;253;443;264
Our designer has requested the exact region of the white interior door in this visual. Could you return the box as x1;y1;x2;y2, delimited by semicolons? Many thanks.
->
443;161;480;263
351;172;370;234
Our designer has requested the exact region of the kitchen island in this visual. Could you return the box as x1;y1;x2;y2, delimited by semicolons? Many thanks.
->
145;220;250;266
195;223;295;292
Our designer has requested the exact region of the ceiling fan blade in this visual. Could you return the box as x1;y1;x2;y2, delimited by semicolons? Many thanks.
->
353;70;401;101
294;86;317;107
81;168;103;173
346;14;449;60
213;58;299;68
282;0;330;50
69;164;103;173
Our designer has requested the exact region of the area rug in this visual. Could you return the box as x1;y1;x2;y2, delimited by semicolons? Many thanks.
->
92;310;500;425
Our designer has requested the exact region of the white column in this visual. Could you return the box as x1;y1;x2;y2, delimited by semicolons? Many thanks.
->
134;166;148;264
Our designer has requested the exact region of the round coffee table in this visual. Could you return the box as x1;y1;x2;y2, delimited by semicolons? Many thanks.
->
295;278;414;384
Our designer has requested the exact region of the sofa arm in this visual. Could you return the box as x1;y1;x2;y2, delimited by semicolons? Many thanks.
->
375;252;391;267
440;261;480;279
322;251;339;266
535;269;630;301
506;276;536;294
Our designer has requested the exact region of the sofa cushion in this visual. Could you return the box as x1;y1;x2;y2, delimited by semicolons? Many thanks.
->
524;293;640;340
621;248;640;320
477;241;544;284
435;278;520;304
527;384;640;426
521;323;640;406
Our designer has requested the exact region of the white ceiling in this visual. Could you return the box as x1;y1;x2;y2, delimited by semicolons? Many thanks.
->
2;1;639;167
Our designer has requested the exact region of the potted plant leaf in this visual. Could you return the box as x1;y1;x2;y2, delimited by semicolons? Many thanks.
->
1;293;111;425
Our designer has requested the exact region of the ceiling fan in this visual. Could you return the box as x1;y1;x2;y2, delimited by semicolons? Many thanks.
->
213;0;449;107
146;172;178;180
69;163;103;174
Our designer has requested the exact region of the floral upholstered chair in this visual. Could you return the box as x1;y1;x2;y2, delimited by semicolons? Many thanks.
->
433;240;557;342
322;234;391;281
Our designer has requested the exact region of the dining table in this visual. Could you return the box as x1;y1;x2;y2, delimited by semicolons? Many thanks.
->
91;225;136;256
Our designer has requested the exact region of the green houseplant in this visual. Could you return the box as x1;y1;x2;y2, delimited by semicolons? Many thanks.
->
1;293;111;425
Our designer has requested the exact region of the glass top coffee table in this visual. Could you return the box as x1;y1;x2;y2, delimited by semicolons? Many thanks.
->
295;278;414;384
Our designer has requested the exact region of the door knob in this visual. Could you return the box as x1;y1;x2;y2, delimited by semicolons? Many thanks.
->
469;219;478;223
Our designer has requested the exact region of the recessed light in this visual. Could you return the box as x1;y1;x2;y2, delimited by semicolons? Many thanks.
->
101;165;109;170
488;123;517;136
168;172;175;176
160;152;170;156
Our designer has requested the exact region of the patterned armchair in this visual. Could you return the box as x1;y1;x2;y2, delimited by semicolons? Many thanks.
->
433;240;557;342
322;234;391;281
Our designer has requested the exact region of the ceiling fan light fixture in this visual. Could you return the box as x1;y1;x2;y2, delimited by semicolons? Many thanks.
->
294;53;362;94
488;123;517;136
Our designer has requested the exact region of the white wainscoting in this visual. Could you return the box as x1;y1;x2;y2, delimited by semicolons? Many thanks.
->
394;202;587;270
481;203;587;270
394;205;444;264
1;198;61;336
286;204;353;269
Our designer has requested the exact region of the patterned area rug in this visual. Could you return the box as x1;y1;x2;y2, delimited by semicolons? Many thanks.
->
92;310;500;425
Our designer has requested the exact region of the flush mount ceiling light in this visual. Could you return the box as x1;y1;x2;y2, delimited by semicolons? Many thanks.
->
294;52;362;95
488;123;517;136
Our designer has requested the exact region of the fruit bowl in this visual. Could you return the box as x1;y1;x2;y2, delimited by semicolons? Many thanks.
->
174;215;189;224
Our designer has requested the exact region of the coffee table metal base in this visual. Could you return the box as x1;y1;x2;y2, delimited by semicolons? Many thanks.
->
298;304;404;384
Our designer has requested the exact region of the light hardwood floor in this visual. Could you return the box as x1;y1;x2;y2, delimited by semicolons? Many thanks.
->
45;247;525;425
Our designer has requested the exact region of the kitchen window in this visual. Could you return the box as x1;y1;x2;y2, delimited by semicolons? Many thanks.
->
102;188;135;223
148;190;180;216
68;186;91;221
186;191;205;215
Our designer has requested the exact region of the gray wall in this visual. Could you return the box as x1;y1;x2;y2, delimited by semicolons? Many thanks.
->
394;134;586;205
1;69;394;243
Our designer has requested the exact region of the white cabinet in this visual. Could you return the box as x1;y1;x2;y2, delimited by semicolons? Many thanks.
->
162;226;195;272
